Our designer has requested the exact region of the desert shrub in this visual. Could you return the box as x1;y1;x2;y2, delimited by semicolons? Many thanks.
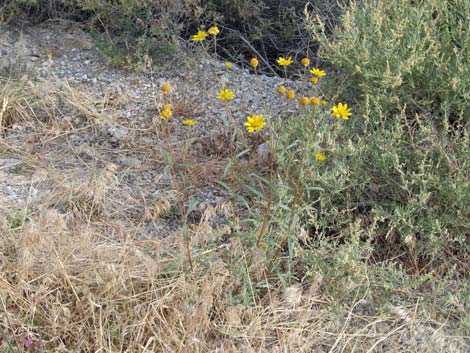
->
309;0;470;122
273;105;469;274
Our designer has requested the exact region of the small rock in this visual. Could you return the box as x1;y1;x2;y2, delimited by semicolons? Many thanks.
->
117;156;142;169
108;126;128;140
256;142;271;159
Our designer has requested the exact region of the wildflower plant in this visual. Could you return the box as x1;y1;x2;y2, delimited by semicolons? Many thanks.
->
162;82;171;95
331;102;352;120
182;119;197;126
277;56;293;67
244;115;266;133
191;30;208;42
217;88;236;101
310;68;326;77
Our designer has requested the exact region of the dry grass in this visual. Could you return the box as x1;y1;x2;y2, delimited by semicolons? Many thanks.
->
2;209;467;352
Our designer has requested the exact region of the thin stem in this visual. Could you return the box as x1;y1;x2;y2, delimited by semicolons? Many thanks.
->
256;126;276;247
165;125;193;271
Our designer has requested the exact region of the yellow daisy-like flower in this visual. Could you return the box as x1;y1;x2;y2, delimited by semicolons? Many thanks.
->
277;85;286;94
182;119;197;126
331;102;352;120
208;26;220;36
250;57;259;68
192;30;208;42
301;57;310;67
160;104;173;120
244;115;266;133
310;96;320;105
299;96;310;106
224;61;232;69
277;56;294;67
315;152;326;161
286;90;295;100
217;88;235;101
309;76;318;84
310;67;326;77
161;83;170;95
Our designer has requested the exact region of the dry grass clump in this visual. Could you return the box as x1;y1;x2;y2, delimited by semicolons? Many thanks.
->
2;210;467;352
0;77;57;132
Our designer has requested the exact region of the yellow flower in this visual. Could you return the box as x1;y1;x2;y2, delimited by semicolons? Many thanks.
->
208;26;220;36
301;57;310;67
315;152;326;161
310;67;326;77
277;85;287;94
286;90;295;100
321;100;328;106
277;56;293;67
309;76;318;84
310;96;320;105
161;83;170;95
224;61;232;69
160;104;173;120
192;30;208;42
299;96;310;106
182;119;197;126
217;88;235;101
250;57;259;68
244;115;265;133
331;102;352;120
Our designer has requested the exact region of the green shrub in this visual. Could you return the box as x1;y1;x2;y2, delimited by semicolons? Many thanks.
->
274;106;469;274
267;105;469;330
309;0;470;122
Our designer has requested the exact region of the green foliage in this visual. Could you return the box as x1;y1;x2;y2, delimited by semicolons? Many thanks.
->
5;209;31;229
275;106;469;272
261;102;469;330
310;0;470;122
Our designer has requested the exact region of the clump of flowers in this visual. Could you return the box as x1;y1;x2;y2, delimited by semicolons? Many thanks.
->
208;26;220;36
277;56;293;67
162;83;171;95
310;96;320;105
299;96;310;106
277;85;287;94
244;115;266;133
217;88;236;101
310;68;326;77
301;57;310;67
332;102;352;120
160;104;173;120
250;57;259;68
286;90;295;100
182;119;197;126
315;152;326;161
192;30;208;42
